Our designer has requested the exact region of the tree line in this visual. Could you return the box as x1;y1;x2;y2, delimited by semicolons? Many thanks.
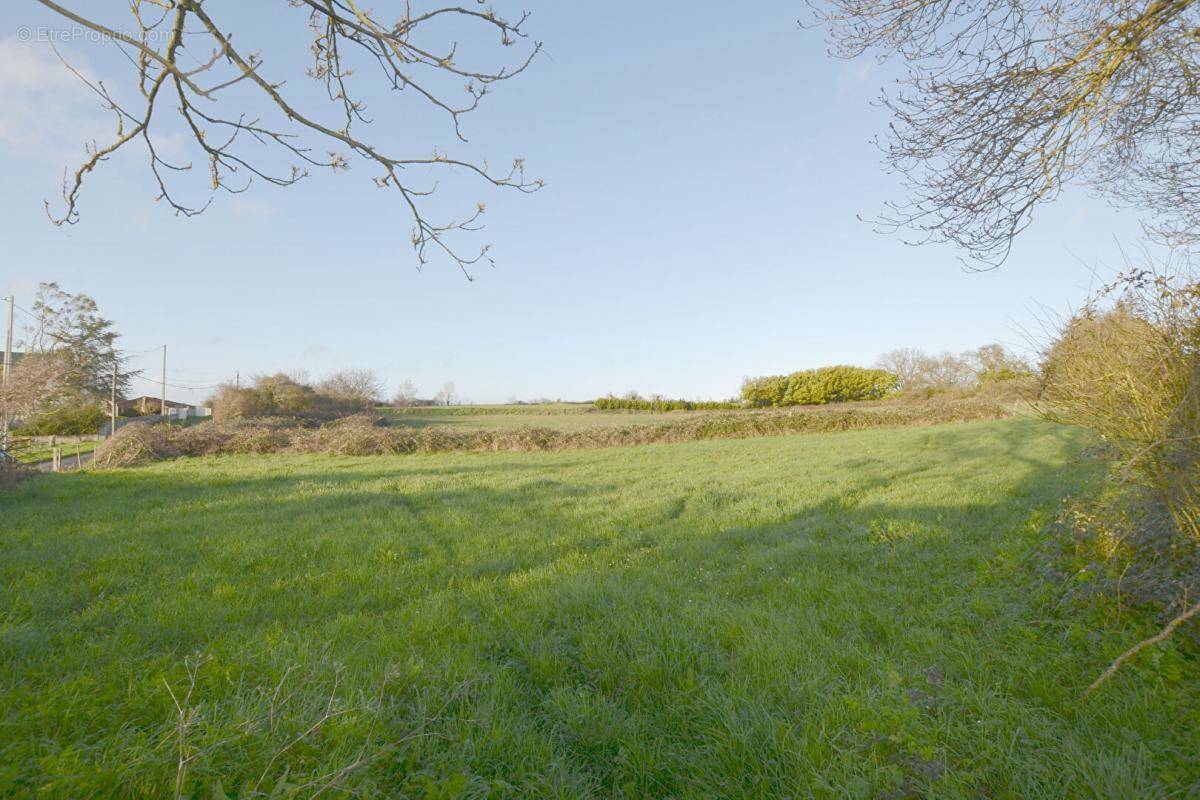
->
607;344;1034;411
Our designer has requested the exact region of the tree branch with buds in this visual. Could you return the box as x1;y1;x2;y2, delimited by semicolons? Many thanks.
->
35;0;544;278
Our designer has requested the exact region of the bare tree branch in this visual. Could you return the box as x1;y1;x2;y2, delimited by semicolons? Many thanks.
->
809;0;1200;266
34;0;544;277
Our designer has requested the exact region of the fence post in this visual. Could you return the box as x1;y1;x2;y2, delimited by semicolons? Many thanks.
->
52;447;61;473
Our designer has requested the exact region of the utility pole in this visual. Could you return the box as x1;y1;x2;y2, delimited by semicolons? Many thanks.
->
2;294;13;452
110;359;118;438
235;370;240;390
160;345;167;417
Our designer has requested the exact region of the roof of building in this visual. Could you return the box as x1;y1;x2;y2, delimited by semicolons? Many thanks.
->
120;395;195;409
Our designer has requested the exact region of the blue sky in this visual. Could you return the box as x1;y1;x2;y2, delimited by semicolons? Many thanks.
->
0;2;1149;403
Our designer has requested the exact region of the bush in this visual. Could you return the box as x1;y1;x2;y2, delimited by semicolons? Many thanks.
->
742;366;898;407
317;369;383;409
1041;275;1200;545
210;373;361;422
974;344;1035;385
740;375;791;407
19;404;106;435
1038;268;1200;688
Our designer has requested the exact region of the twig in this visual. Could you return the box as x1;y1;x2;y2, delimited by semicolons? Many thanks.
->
1085;598;1200;695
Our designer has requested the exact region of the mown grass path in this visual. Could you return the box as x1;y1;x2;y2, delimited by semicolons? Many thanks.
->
1;419;1196;797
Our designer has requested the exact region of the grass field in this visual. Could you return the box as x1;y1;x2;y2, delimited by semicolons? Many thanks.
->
2;418;1198;797
383;405;697;431
386;410;714;431
380;402;941;433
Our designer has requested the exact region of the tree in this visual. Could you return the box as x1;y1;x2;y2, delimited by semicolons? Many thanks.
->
971;344;1033;384
391;380;418;408
874;347;974;391
810;0;1200;264
0;350;73;421
922;351;976;389
318;369;383;408
874;347;927;390
434;381;457;406
22;282;135;405
35;1;543;277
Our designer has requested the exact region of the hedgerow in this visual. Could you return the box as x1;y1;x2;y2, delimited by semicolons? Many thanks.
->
90;399;1014;468
18;404;107;435
741;366;899;407
593;397;743;411
387;404;592;417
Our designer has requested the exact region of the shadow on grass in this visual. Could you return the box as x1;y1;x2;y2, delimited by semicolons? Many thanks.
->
7;419;1160;798
6;420;1094;652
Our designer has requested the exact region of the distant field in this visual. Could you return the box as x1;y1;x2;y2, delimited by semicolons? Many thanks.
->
384;406;722;431
381;402;914;432
3;417;1197;797
391;403;595;416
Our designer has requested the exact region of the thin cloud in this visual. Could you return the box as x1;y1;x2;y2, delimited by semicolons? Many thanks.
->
0;37;109;164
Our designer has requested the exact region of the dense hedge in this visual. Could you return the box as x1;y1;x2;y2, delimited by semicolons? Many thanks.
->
18;405;106;435
91;399;1013;468
741;366;898;407
593;397;743;412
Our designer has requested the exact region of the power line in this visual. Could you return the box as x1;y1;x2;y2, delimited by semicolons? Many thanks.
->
4;296;227;405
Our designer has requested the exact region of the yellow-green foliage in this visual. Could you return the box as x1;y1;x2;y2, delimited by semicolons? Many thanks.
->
18;403;106;435
1041;276;1200;544
742;366;898;407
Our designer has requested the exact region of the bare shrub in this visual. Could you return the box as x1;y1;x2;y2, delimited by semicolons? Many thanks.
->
318;370;384;410
210;374;362;422
0;351;73;420
92;423;184;468
209;384;271;421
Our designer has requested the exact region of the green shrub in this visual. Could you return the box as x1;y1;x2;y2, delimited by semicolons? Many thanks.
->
740;375;791;407
19;404;106;435
742;366;898;407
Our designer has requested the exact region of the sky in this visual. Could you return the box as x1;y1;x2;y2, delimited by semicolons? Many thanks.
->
0;2;1152;404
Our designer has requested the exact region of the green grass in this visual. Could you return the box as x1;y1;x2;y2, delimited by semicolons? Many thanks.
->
384;409;712;431
10;438;99;465
2;418;1197;797
379;402;929;433
382;403;689;432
